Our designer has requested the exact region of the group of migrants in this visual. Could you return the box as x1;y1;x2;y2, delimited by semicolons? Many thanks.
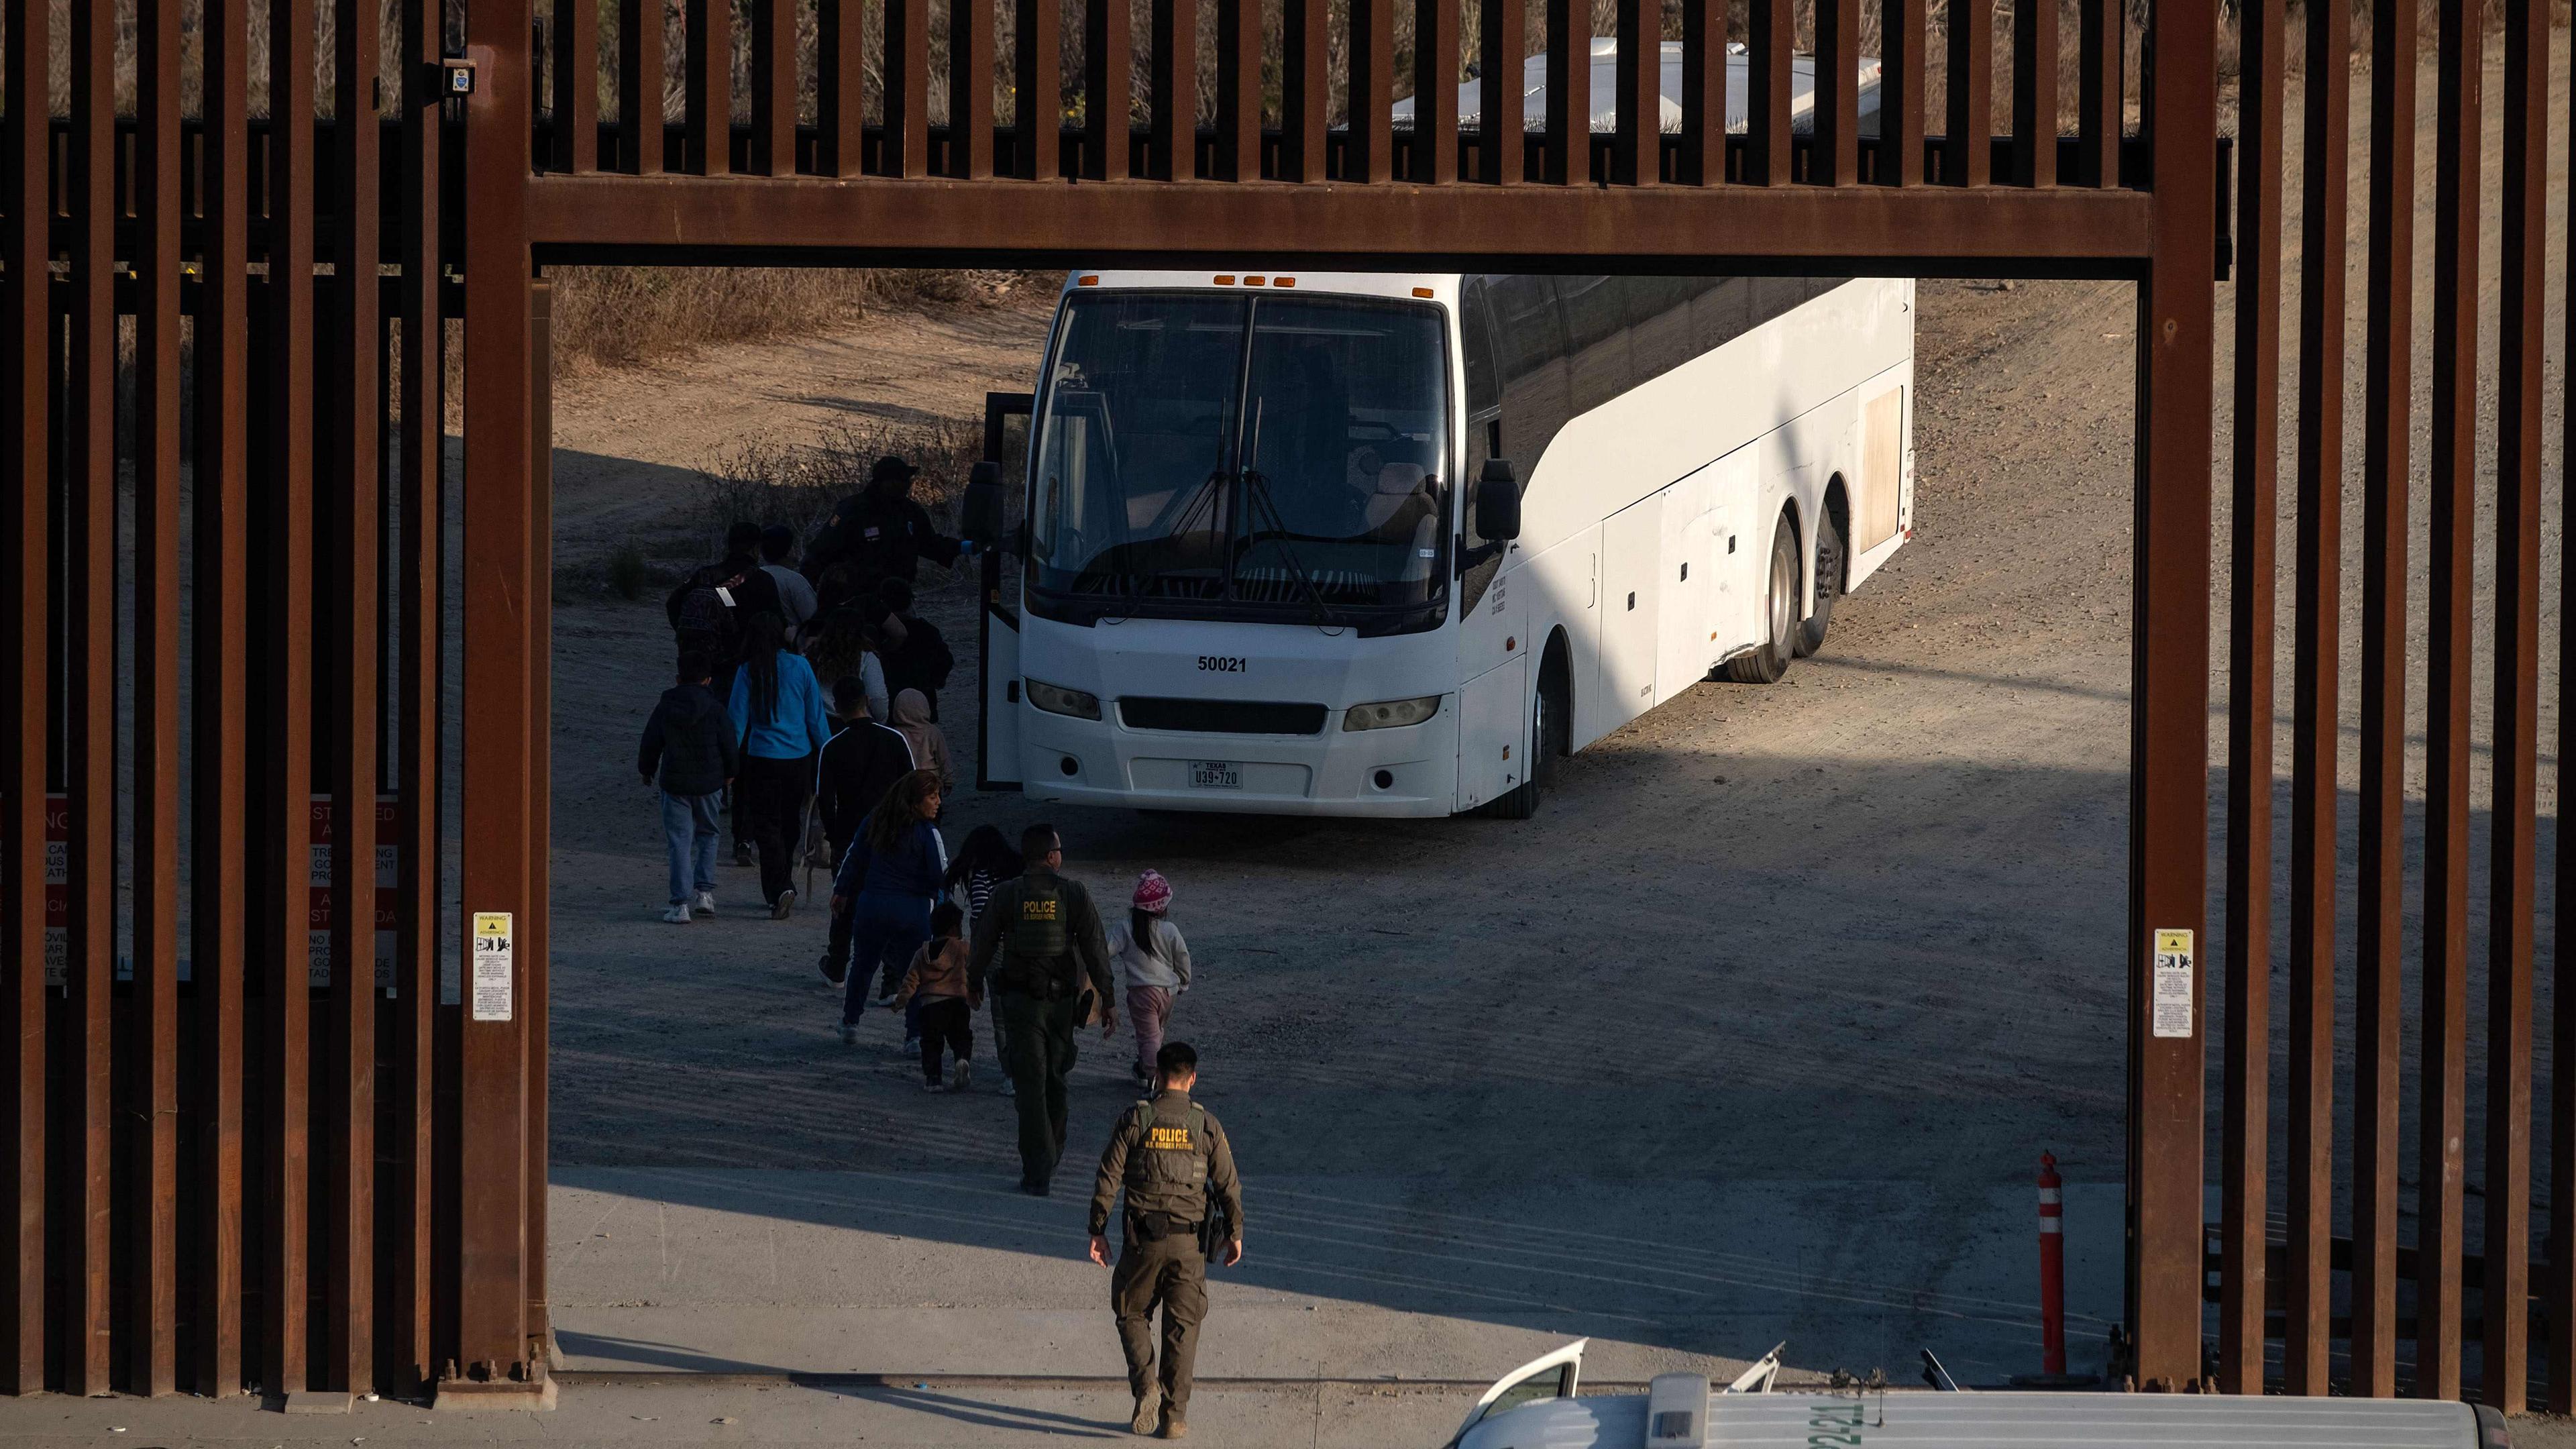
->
634;455;1232;1437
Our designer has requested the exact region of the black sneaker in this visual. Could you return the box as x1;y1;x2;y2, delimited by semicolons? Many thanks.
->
1018;1176;1050;1197
818;953;847;987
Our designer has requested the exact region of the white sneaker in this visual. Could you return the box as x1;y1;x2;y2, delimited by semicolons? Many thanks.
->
771;888;796;921
837;1023;858;1046
951;1061;973;1093
659;904;693;925
693;890;716;917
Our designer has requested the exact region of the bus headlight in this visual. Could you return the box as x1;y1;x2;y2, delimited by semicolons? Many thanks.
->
1025;678;1103;720
1342;695;1442;731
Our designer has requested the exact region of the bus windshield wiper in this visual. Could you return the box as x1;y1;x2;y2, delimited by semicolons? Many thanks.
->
1234;468;1348;628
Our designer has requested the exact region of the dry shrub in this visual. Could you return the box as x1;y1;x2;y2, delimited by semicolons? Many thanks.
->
546;266;1038;372
691;415;985;557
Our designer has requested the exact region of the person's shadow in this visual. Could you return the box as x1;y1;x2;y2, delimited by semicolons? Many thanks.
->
829;1383;1126;1438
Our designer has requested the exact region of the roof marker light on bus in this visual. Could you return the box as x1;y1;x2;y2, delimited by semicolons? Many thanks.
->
1214;275;1236;285
1412;286;1434;298
1275;276;1297;287
1077;274;1101;286
1244;276;1266;286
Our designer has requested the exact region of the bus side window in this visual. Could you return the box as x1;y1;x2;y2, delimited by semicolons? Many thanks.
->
1460;278;1500;420
1558;275;1632;415
1487;274;1570;472
1458;277;1517;618
1692;276;1752;356
1751;275;1807;331
1626;274;1700;384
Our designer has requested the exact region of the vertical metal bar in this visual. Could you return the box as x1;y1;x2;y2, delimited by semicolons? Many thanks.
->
1613;0;1657;185
2555;50;2576;1408
1542;0;1588;183
1679;0;1724;184
621;0;669;172
2127;0;2214;1387
0;0;46;1397
264;0;319;1399
687;0;734;174
953;0;998;178
888;0;931;176
1217;0;1260;178
1478;0;1523;183
457;0;539;1391
1815;0;1858;184
2282;0;2346;1392
2076;0;2115;183
1748;0;1790;184
555;0;602;169
393;0;446;1379
191;0;252;1399
1413;0;1459;182
1283;0;1326;179
131;0;187;1397
1015;0;1064;177
523;282;554;1371
1945;0;1990;185
1084;0;1131;178
65;0;117;1398
2479;0;2545;1412
1880;0;1923;184
1350;0;1394;182
2415;0;2480;1399
2347;0;2412;1397
1150;0;1199;178
2008;0;2054;186
753;0;798;174
821;0;863;174
329;0;385;1395
2214;0;2281;1389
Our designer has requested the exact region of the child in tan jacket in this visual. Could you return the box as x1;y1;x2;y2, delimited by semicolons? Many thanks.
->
892;902;981;1091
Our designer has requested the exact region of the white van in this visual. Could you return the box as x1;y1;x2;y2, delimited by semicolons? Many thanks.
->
1448;1341;2508;1449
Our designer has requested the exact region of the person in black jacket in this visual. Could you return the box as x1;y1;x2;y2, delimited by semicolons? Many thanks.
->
804;456;966;616
813;675;918;986
667;522;787;867
875;578;955;721
639;651;741;924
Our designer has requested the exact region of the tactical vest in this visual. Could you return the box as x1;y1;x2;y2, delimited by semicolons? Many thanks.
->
1126;1100;1211;1204
999;878;1073;997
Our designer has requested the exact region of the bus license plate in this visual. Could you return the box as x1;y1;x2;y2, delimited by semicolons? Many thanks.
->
1189;761;1242;790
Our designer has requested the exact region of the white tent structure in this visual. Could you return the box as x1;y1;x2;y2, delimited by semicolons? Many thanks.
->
1389;37;1882;134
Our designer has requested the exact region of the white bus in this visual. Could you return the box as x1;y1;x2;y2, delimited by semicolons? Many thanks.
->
963;266;1915;818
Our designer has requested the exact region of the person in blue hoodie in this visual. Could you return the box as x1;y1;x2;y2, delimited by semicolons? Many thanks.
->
728;611;833;919
828;768;947;1046
637;650;740;924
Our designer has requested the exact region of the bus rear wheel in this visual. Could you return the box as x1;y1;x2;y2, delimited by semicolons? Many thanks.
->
1794;508;1843;659
1727;519;1800;684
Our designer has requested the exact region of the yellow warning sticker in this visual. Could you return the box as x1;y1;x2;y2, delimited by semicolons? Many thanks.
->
470;912;513;1022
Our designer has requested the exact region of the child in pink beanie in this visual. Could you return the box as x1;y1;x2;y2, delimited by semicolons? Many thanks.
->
1106;869;1192;1087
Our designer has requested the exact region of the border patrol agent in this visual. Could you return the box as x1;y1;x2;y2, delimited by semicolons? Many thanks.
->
1089;1042;1244;1440
971;822;1118;1194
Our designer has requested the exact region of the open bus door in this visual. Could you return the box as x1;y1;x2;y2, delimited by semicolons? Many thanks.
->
973;391;1034;791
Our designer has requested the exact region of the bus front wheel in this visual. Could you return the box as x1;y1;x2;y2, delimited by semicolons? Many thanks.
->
1727;519;1800;685
1489;656;1565;820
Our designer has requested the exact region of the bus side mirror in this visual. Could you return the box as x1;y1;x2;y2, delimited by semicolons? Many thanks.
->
961;461;1007;548
1476;459;1522;541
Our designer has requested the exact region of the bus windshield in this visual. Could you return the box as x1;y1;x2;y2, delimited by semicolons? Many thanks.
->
1027;290;1450;624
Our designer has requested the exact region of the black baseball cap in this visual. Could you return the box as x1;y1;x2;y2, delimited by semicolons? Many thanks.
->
871;455;920;485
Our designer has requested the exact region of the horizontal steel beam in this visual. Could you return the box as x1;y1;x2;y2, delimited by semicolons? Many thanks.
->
523;174;2158;274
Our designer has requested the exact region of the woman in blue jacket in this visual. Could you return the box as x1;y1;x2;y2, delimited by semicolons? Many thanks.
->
829;769;948;1045
728;611;833;918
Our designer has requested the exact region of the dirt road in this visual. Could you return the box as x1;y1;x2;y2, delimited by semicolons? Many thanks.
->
535;49;2561;1395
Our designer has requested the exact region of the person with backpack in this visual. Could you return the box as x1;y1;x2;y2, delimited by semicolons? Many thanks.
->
667;521;786;675
814;676;916;987
828;769;949;1045
803;455;966;604
727;611;831;919
636;650;739;924
1106;870;1191;1089
1087;1041;1244;1441
968;823;1118;1195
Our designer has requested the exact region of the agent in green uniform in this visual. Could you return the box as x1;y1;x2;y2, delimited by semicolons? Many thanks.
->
969;822;1118;1195
1088;1041;1244;1441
